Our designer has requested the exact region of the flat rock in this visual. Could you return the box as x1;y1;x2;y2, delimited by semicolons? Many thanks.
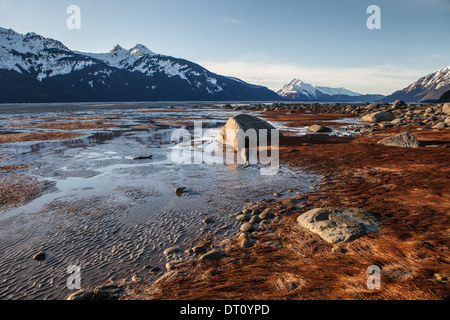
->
66;289;94;300
309;124;332;133
199;249;225;261
163;246;182;257
361;111;395;123
377;132;420;148
297;207;381;244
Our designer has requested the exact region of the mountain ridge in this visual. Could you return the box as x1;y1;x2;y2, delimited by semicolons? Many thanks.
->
383;66;450;103
277;78;384;102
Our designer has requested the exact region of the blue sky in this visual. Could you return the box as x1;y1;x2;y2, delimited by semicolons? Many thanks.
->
0;0;449;94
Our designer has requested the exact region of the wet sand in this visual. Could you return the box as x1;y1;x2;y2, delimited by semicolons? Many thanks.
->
0;105;319;300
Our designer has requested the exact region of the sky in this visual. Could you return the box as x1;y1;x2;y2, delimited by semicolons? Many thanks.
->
0;0;449;94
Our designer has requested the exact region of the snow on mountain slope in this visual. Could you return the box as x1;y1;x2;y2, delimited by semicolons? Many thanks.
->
277;78;361;100
0;27;280;103
0;27;98;81
0;27;224;93
403;66;450;92
383;66;450;102
82;44;222;90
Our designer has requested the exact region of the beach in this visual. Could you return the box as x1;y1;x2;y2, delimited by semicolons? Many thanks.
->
0;102;449;300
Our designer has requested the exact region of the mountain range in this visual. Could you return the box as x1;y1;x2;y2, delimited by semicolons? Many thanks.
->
0;27;279;103
276;79;384;102
0;27;448;104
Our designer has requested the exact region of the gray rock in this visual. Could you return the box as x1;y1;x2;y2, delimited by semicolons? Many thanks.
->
297;207;381;244
309;124;332;133
93;285;126;300
240;222;255;232
163;246;182;257
259;209;275;220
377;132;420;148
237;233;257;248
218;114;281;151
361;111;395;123
249;215;262;224
192;245;208;254
236;214;250;222
33;251;46;262
203;217;215;224
199;249;225;261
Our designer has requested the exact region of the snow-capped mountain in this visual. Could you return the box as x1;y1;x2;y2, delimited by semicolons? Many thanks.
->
277;79;383;102
383;66;450;103
0;27;279;103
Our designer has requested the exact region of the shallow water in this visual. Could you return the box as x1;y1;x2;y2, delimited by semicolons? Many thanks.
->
0;106;324;300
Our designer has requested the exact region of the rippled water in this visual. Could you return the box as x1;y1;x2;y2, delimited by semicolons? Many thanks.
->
0;106;321;300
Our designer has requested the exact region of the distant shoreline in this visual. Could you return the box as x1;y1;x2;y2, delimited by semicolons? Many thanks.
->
0;100;370;113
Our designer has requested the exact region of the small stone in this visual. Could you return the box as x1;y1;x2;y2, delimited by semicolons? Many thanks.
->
33;251;46;262
163;247;182;257
331;246;348;254
150;267;161;273
192;245;208;254
249;215;262;224
199;249;225;261
434;273;448;283
237;233;257;248
132;274;142;282
66;289;94;301
174;187;185;196
93;285;125;300
265;241;283;248
309;124;332;133
240;222;255;232
203;217;215;224
236;214;250;222
259;210;274;220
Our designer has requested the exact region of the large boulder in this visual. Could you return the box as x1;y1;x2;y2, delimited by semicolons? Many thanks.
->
218;114;280;152
377;132;420;148
297;207;380;244
361;111;395;123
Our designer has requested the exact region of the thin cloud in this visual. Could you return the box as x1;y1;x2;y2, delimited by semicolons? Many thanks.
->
223;19;245;24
